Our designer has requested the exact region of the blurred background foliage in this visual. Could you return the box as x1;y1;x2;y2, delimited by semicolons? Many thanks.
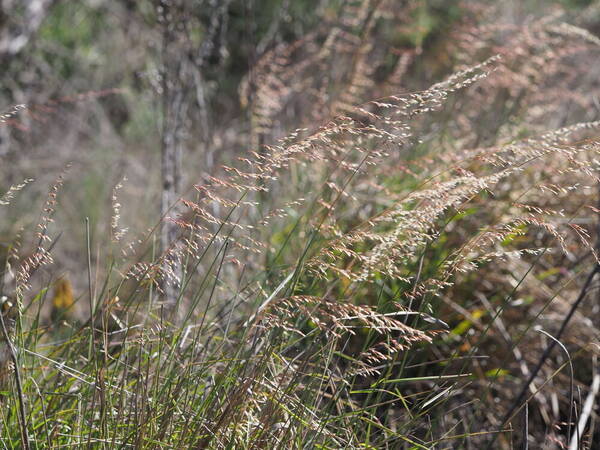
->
1;0;599;314
0;0;597;321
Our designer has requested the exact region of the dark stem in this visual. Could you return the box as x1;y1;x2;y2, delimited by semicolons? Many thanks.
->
487;264;600;449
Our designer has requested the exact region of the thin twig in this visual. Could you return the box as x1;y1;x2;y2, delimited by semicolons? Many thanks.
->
537;328;575;447
568;358;599;450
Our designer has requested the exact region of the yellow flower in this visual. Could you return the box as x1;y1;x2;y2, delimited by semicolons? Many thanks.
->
52;277;74;311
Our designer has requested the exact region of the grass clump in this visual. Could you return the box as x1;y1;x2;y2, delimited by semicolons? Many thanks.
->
1;5;600;449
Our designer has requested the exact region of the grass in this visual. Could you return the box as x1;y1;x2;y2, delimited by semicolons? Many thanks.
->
2;6;600;449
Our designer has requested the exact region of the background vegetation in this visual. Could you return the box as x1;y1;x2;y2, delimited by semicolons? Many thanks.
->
1;0;600;448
